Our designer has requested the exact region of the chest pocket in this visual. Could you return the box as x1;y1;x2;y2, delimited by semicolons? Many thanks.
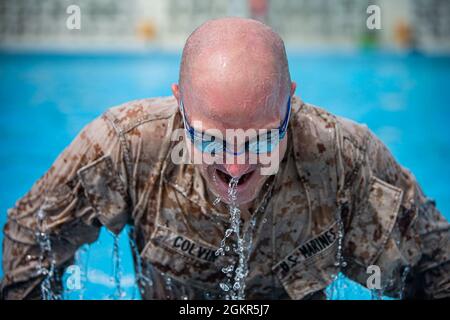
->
141;224;234;292
272;222;340;299
344;176;403;267
78;155;130;235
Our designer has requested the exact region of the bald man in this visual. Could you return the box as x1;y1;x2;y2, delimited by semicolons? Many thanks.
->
1;18;449;300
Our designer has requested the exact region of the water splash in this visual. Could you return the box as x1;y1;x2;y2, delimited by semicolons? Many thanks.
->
334;220;345;269
212;172;222;206
35;208;60;300
398;265;411;299
165;274;174;299
213;197;221;206
110;233;124;299
327;218;347;300
128;226;152;299
215;177;256;300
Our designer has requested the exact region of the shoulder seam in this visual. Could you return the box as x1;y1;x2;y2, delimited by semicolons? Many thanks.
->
120;112;175;134
107;97;178;134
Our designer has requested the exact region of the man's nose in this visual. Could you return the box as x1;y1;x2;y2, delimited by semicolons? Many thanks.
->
223;163;252;178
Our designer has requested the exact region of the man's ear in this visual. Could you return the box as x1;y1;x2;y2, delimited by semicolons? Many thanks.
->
290;81;297;97
172;83;180;103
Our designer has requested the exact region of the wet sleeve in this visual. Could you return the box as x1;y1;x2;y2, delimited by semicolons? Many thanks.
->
1;113;131;299
342;126;449;299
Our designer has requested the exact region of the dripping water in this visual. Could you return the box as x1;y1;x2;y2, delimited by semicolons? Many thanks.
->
213;197;221;206
165;274;174;299
128;225;153;299
215;177;256;300
398;265;411;300
110;233;124;299
35;208;60;300
327;219;346;300
212;171;222;206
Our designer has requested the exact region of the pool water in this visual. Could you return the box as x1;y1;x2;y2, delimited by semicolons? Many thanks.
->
0;51;449;299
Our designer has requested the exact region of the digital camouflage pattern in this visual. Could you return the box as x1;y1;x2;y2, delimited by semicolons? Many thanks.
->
1;96;449;299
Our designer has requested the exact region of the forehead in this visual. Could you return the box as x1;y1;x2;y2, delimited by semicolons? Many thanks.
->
183;95;285;132
183;84;286;131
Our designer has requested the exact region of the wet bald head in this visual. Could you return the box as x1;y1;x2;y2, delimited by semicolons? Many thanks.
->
179;17;291;129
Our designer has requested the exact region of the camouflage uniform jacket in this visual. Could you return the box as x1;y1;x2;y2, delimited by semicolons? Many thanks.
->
1;96;449;299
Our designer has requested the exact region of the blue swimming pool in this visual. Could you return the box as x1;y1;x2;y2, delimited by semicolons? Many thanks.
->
0;50;449;299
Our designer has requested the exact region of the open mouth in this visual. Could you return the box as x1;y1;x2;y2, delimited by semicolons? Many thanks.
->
216;168;255;186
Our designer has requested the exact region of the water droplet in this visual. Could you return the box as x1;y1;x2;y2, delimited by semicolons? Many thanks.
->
215;248;223;256
220;283;230;292
215;176;256;300
221;265;234;274
213;197;221;206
